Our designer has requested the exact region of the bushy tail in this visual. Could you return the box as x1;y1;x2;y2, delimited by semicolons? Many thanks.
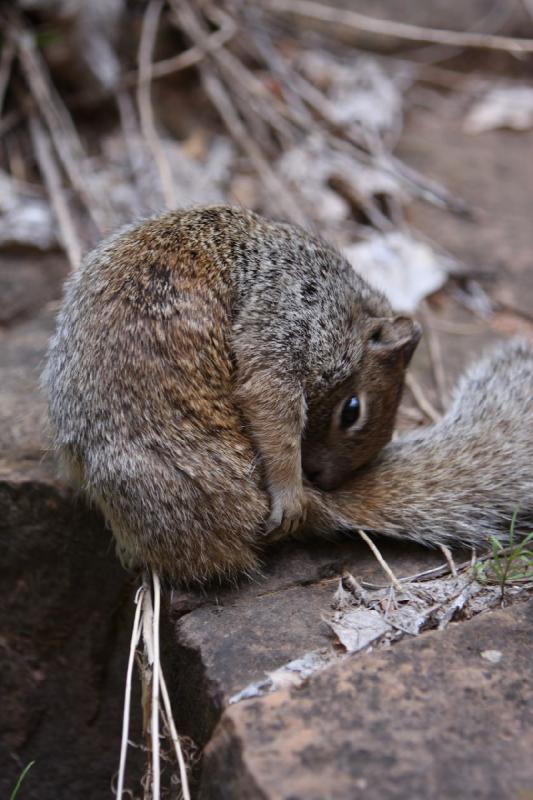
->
308;340;533;548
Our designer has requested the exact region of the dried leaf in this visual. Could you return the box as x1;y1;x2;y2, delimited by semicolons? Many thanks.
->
0;171;57;250
94;133;234;221
229;650;337;704
276;135;405;227
465;86;533;134
328;608;391;653
298;52;403;134
344;232;452;312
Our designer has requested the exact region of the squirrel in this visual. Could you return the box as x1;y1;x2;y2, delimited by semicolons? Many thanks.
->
44;206;532;585
44;205;420;585
306;339;533;546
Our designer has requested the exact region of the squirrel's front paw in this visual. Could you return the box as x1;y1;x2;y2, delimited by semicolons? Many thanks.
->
265;486;307;538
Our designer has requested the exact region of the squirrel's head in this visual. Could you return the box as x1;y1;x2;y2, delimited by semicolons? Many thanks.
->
302;315;421;491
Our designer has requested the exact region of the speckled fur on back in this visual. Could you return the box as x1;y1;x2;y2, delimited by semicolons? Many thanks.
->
44;206;417;584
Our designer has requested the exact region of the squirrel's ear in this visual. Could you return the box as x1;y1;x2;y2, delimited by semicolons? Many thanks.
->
368;316;422;367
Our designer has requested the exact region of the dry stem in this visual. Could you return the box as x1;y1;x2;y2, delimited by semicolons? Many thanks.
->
15;24;113;235
405;373;442;424
116;585;144;800
137;0;177;209
439;544;458;578
114;89;150;216
262;0;533;53
151;571;161;800
159;670;191;800
118;573;191;800
357;530;403;590
29;117;83;269
172;0;307;224
126;10;236;86
422;302;448;410
0;39;15;119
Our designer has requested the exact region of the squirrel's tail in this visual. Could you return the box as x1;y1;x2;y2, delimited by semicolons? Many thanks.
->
308;340;533;547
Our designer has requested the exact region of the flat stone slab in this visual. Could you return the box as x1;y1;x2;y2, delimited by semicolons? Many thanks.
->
0;311;142;800
168;539;447;747
200;599;533;800
0;309;56;456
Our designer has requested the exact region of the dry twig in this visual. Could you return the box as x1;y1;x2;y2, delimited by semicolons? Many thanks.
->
439;544;458;577
0;39;15;119
137;0;177;209
159;670;191;800
29;117;83;269
118;573;191;800
357;530;403;590
405;372;442;423
114;89;150;215
151;571;161;800
342;572;370;606
14;24;113;236
262;0;533;53
117;585;145;800
172;0;306;224
126;10;236;86
422;302;448;410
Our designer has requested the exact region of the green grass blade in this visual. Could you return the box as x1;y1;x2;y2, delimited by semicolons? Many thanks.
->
9;761;35;800
509;509;519;546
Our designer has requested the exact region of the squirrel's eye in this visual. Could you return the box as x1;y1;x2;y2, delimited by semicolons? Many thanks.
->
340;395;360;429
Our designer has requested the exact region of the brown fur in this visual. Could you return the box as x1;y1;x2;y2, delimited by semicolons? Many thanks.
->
44;206;417;584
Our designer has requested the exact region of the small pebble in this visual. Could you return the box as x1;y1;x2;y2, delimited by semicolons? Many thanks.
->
480;649;503;664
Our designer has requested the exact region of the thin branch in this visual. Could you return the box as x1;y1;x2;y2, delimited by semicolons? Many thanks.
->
15;25;112;235
196;9;297;146
437;581;476;630
173;0;306;224
422;302;448;410
29;117;83;270
0;107;21;139
114;89;149;216
117;586;145;800
357;530;403;590
211;45;295;149
205;69;306;223
422;318;481;335
159;669;191;800
385;154;470;217
127;7;236;86
261;0;533;53
439;544;458;578
342;572;370;606
140;576;154;799
405;372;442;423
170;0;467;220
522;0;533;25
0;39;15;119
361;546;523;589
137;0;177;209
151;571;161;800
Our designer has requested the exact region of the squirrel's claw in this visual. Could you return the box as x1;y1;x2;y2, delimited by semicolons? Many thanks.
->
265;486;307;538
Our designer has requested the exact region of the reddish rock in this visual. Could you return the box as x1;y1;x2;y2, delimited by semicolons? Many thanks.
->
0;312;141;800
167;538;445;749
200;601;533;800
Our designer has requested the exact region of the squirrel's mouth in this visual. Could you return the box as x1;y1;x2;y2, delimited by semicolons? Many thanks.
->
304;467;343;492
